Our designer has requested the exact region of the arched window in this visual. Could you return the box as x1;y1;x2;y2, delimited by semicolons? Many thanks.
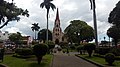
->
56;24;58;27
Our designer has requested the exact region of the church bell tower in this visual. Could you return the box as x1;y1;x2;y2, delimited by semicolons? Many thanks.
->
53;8;63;44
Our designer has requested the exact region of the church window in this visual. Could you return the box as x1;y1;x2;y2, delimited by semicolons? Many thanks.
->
62;37;64;41
55;33;57;36
56;24;58;27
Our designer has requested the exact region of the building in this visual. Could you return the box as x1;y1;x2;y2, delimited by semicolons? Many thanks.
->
53;8;64;44
0;31;11;41
22;36;33;46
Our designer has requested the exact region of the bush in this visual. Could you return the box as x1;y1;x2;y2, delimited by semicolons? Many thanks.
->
70;45;75;50
46;41;55;49
105;53;115;65
95;47;110;55
76;45;84;54
58;47;62;51
59;42;68;49
46;41;55;54
33;44;48;64
109;47;120;56
15;48;33;56
84;43;95;57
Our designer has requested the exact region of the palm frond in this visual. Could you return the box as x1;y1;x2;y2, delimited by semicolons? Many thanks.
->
50;3;56;11
40;2;45;8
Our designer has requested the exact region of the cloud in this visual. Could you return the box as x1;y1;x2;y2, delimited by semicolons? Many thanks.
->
2;0;120;40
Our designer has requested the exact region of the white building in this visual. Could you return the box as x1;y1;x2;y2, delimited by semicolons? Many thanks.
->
0;31;11;41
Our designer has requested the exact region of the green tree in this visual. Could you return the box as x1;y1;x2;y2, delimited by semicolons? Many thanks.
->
31;23;40;41
0;0;29;29
108;1;120;27
84;43;96;57
107;1;120;47
40;0;56;42
107;26;120;47
38;29;52;43
64;20;94;44
33;44;48;64
9;32;22;45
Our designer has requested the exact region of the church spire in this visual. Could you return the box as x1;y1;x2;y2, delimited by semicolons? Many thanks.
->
55;8;60;22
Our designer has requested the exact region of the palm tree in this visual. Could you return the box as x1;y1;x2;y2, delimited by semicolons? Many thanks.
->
31;23;40;41
40;0;56;42
89;0;98;47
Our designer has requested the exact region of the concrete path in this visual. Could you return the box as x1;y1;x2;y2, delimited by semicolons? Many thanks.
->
51;52;97;67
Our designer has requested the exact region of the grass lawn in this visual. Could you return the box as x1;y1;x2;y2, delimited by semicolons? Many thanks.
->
0;54;52;67
78;54;120;67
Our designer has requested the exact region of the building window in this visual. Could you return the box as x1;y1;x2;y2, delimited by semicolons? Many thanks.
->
55;33;57;36
56;24;58;27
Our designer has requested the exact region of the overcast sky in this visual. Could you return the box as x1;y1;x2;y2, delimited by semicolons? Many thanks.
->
2;0;120;42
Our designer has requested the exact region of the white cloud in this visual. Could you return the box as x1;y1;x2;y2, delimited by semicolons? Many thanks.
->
2;0;120;40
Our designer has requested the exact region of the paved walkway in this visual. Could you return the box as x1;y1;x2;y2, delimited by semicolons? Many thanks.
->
51;52;97;67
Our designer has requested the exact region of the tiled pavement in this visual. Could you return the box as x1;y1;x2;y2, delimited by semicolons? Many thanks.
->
51;52;97;67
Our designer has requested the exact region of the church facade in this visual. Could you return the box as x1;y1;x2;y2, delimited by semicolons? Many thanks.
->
52;8;64;44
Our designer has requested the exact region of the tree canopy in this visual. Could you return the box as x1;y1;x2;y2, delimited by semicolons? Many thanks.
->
64;20;94;43
108;1;120;27
107;26;120;46
9;32;22;45
38;29;52;43
107;1;120;47
0;0;29;29
31;23;40;40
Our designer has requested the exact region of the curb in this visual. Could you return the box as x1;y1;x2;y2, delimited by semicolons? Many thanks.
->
75;54;105;67
0;64;8;67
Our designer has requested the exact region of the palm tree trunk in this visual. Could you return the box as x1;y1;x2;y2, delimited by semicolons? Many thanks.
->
35;31;36;41
46;9;49;43
92;0;98;47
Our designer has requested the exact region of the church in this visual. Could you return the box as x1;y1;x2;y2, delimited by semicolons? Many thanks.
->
52;8;65;44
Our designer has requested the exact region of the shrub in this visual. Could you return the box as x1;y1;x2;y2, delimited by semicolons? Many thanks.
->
70;45;75;50
84;43;95;57
109;47;120;56
58;47;62;51
105;53;115;65
95;47;110;55
76;45;84;54
46;41;55;54
15;48;33;56
46;41;55;49
33;44;48;64
59;42;68;49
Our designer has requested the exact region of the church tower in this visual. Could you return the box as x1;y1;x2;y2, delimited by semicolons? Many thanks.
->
53;8;63;44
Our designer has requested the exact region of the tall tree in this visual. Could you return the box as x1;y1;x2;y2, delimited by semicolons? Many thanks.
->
64;20;94;44
107;1;120;47
40;0;56;43
38;29;52;43
0;0;29;29
89;0;98;47
31;23;40;41
108;1;120;27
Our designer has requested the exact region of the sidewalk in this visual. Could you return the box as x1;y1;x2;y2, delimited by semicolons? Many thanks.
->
51;52;97;67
